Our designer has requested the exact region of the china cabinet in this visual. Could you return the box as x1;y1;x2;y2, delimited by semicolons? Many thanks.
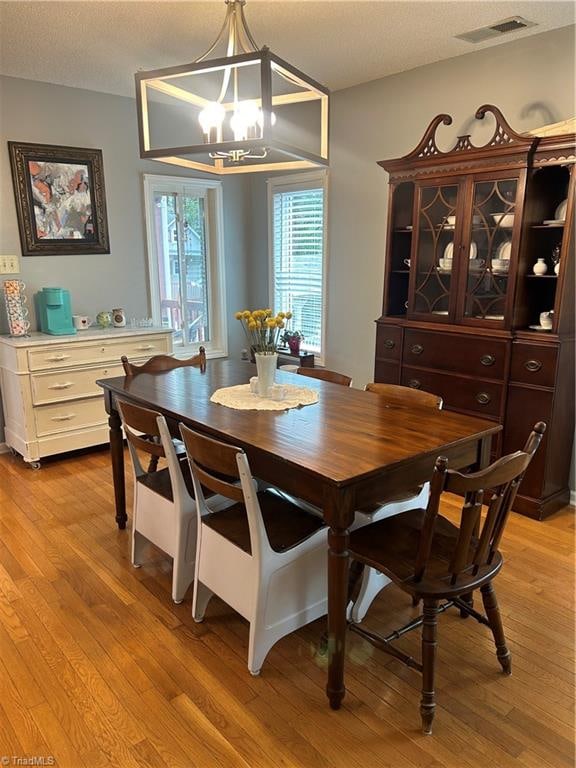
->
0;327;173;465
375;105;575;519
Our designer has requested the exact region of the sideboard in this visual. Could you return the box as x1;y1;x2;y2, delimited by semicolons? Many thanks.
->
0;327;173;466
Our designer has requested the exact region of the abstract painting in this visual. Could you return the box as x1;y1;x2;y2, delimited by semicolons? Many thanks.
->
8;142;110;255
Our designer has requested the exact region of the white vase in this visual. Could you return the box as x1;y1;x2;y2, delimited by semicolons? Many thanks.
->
255;352;277;397
533;258;548;275
554;261;560;275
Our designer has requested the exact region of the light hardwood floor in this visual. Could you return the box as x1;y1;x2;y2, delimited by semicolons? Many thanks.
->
0;447;574;768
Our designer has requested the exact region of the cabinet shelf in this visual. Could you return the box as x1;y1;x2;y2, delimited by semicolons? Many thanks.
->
393;228;413;233
531;224;565;229
525;274;558;279
391;270;410;274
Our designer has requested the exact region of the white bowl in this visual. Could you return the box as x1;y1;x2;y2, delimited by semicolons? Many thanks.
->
438;258;453;271
492;258;509;273
492;213;515;228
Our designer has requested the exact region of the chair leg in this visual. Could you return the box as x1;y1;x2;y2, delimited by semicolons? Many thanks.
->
131;529;147;568
192;581;213;623
147;455;159;473
481;582;511;675
349;567;392;623
459;592;474;619
420;599;439;735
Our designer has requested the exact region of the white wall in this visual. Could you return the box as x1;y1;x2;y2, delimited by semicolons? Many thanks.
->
0;75;252;440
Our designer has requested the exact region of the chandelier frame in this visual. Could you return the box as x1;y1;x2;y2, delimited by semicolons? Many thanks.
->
135;19;329;175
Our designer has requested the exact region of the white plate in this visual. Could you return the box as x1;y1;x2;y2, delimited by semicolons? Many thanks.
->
542;219;565;226
496;241;512;260
432;310;449;315
476;314;504;320
443;241;477;260
554;199;567;221
529;324;552;332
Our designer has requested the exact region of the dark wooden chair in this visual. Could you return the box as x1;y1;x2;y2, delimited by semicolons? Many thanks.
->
121;346;206;375
347;422;546;735
364;382;443;410
121;346;206;471
296;366;352;387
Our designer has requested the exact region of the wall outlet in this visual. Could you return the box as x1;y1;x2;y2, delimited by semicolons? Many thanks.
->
0;255;20;274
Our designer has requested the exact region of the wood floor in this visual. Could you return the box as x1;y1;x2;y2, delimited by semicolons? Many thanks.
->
0;446;574;768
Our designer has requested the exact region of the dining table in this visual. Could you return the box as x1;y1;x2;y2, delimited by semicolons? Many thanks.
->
97;359;501;710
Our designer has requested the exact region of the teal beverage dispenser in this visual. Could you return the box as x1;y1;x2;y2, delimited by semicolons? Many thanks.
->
35;287;77;335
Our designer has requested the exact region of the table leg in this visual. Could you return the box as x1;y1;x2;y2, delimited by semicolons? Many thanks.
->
327;524;349;709
108;408;127;529
325;487;354;710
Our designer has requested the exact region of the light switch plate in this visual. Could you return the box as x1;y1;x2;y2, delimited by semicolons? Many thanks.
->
0;255;20;274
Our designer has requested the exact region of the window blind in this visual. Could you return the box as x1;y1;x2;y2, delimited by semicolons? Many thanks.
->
272;187;325;354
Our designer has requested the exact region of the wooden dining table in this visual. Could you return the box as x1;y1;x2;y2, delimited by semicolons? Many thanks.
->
97;359;501;710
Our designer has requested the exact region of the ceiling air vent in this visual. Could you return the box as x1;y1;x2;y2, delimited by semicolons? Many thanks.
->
456;17;537;44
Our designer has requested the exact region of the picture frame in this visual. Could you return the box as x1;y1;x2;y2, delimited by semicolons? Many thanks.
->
8;141;110;256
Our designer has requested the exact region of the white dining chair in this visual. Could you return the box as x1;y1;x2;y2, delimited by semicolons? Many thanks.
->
118;400;200;604
179;423;329;676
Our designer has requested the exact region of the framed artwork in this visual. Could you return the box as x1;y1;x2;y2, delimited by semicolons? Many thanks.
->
8;142;110;256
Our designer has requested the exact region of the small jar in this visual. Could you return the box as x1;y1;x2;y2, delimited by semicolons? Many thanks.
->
532;258;548;276
112;308;126;327
554;261;560;275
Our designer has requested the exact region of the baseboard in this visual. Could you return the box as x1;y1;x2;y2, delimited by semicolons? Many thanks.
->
571;490;576;507
0;442;9;454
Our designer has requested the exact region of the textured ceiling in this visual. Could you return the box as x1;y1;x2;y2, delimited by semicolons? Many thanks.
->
0;1;574;96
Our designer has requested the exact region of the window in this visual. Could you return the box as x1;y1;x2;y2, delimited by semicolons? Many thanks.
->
268;171;327;361
143;175;227;357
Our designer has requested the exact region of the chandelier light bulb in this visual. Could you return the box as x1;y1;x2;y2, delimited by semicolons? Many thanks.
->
198;102;226;142
258;110;277;129
230;100;262;141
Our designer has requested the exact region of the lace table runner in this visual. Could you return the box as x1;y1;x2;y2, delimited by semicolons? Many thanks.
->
210;383;318;411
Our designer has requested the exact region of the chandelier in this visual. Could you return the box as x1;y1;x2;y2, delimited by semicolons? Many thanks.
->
135;0;329;175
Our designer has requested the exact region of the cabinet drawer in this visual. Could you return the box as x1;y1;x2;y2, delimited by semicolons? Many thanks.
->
375;326;402;362
510;343;557;388
27;334;170;371
401;367;504;418
35;397;107;437
403;330;508;380
31;364;124;405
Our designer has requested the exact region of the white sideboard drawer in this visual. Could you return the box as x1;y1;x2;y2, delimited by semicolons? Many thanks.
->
27;334;171;371
31;363;125;405
35;397;107;437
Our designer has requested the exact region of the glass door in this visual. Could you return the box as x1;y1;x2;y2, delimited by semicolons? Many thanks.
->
409;180;463;320
152;190;210;345
458;173;522;326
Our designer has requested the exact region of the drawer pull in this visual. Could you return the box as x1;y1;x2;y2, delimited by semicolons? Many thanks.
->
137;345;155;351
476;392;491;405
408;379;421;389
383;339;396;350
46;354;71;362
410;344;424;356
48;382;74;390
480;354;496;367
524;359;543;373
51;414;76;422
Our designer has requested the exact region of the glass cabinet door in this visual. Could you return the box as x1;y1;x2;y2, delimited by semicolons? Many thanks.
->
459;176;520;324
410;182;461;318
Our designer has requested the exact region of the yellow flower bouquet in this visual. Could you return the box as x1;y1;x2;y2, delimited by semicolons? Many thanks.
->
235;308;292;355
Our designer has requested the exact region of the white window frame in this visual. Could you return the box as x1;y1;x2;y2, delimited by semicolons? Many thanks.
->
267;170;328;365
143;174;227;359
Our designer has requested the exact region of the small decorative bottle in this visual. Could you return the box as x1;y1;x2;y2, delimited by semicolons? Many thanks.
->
533;258;548;276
